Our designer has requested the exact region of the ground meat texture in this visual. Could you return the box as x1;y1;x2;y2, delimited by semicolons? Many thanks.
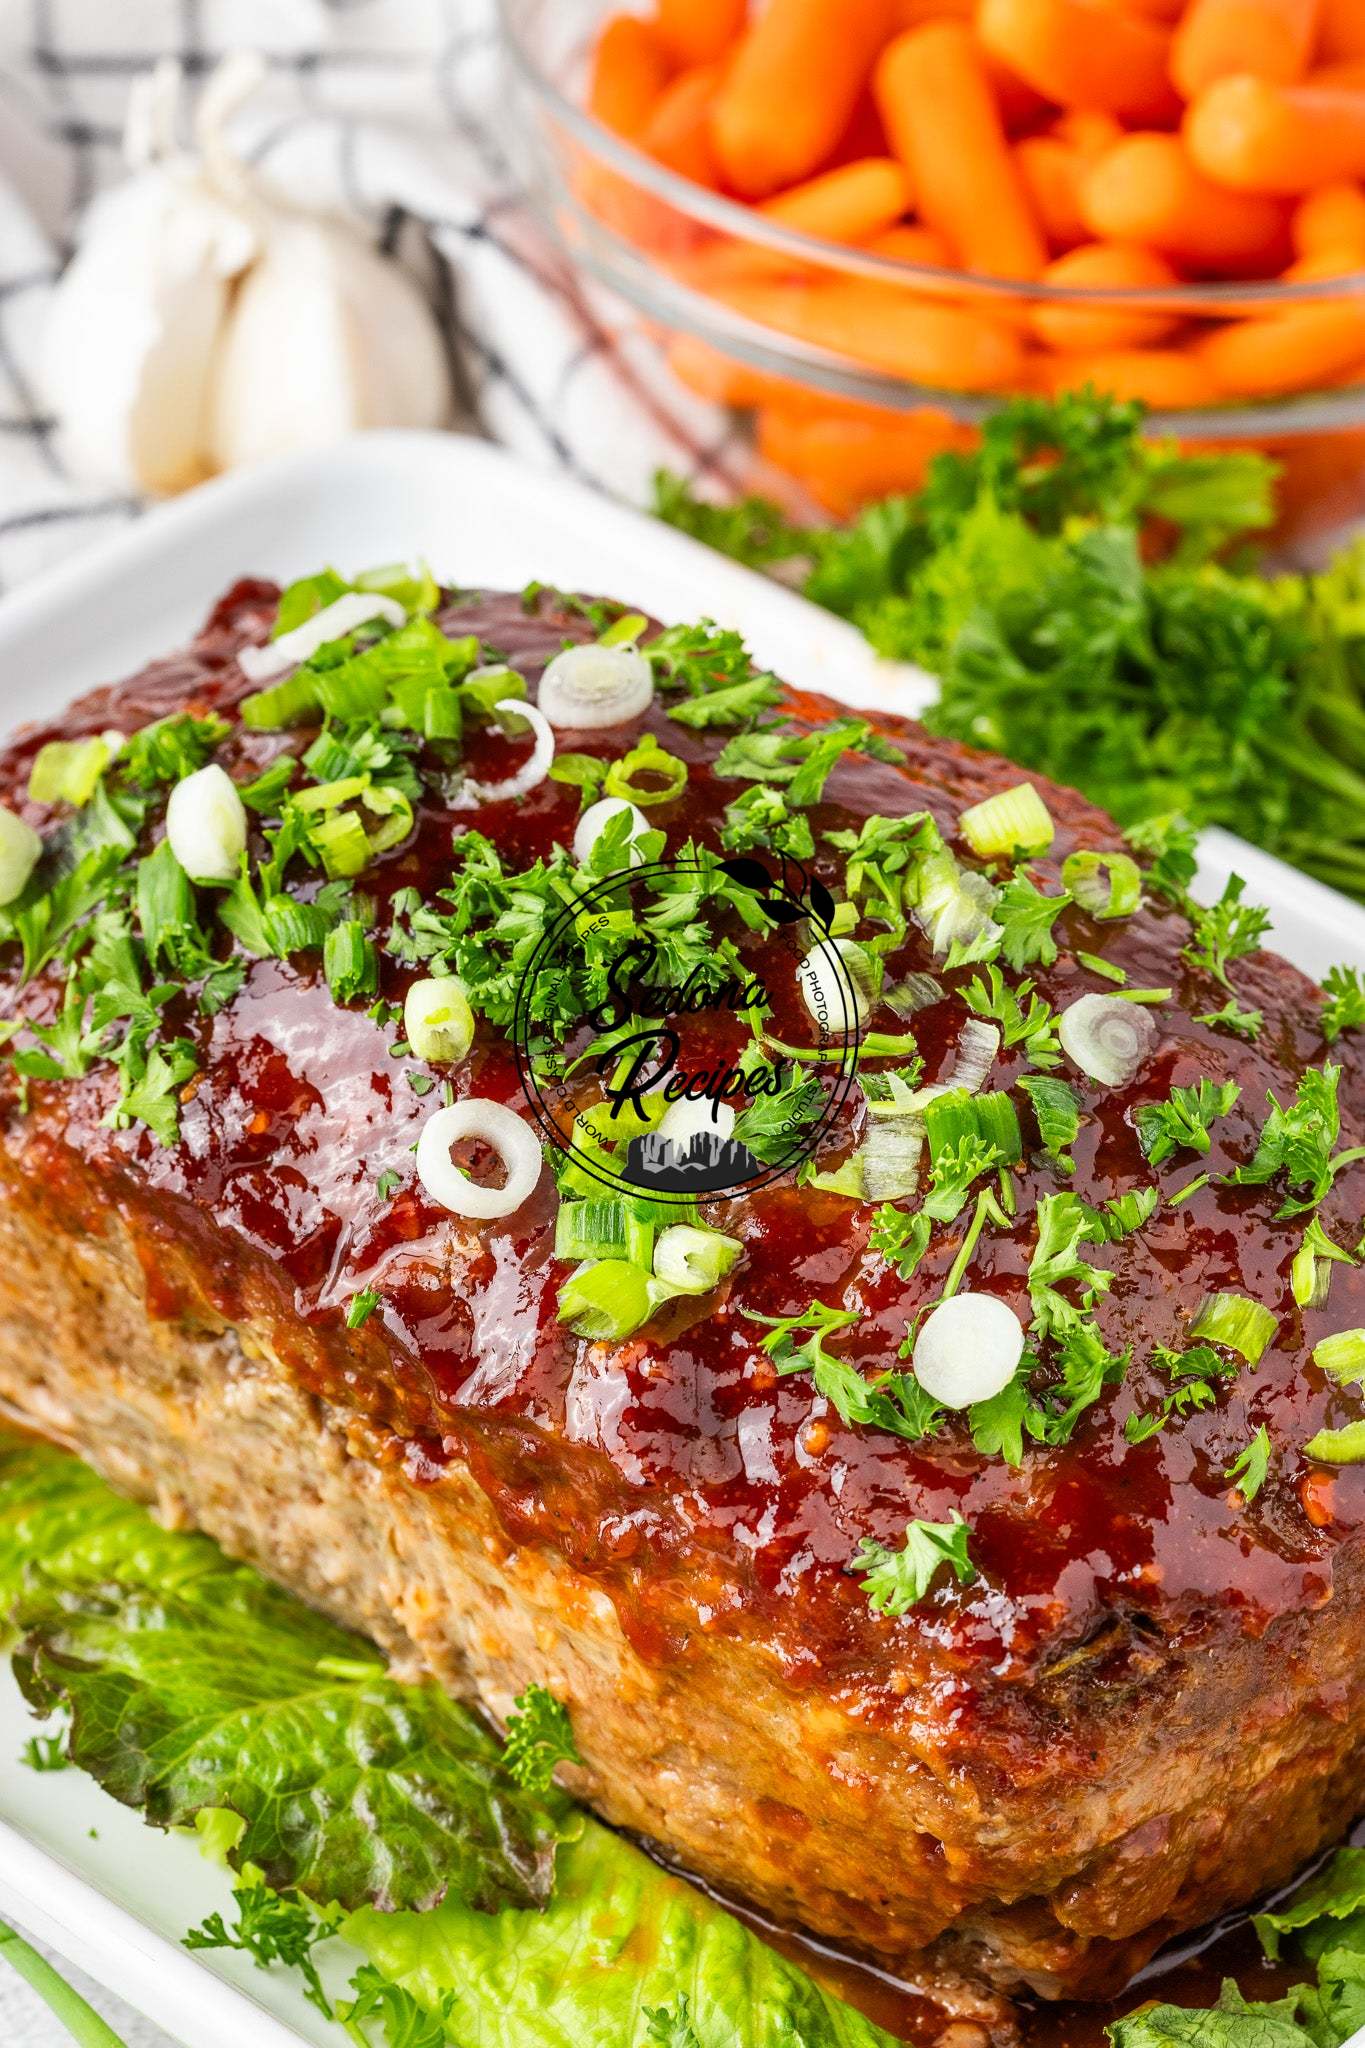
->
0;581;1363;2004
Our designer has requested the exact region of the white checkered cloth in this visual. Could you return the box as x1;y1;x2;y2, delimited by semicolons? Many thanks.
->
0;0;747;594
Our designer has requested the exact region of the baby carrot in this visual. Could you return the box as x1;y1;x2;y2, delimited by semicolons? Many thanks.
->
1030;241;1182;351
757;403;973;514
977;0;1180;124
1198;294;1365;392
589;14;674;139
1171;0;1322;100
1281;245;1365;278
1082;131;1292;273
868;223;958;264
1308;61;1365;89
874;23;1048;278
666;334;826;409
892;0;974;21
715;275;1027;388
1187;76;1365;193
1293;183;1365;257
1053;110;1125;155
759;158;912;242
711;0;895;199
641;64;723;186
653;0;746;69
1035;347;1221;405
1319;0;1365;63
1017;136;1092;251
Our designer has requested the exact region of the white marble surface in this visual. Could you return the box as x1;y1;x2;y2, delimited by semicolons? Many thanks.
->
0;1920;180;2048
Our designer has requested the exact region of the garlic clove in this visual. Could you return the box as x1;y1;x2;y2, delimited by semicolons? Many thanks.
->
208;216;451;472
44;167;256;495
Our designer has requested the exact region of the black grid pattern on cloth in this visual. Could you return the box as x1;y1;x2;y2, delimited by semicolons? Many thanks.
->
0;0;749;594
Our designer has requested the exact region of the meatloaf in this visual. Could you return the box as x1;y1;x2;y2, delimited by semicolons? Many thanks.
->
0;574;1364;2006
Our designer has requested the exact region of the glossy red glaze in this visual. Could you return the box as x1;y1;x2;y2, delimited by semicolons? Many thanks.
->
2;579;1363;1740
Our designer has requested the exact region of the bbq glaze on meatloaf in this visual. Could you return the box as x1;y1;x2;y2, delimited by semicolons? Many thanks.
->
0;576;1364;2008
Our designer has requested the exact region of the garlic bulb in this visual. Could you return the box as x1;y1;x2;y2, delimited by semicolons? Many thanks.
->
44;53;450;496
209;214;450;471
44;59;257;494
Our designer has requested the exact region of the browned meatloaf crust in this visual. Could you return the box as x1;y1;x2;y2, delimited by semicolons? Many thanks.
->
1;578;1364;2005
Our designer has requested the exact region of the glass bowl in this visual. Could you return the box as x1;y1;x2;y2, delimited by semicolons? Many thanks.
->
496;0;1365;544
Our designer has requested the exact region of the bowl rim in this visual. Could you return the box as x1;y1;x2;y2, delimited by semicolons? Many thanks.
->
495;0;1365;311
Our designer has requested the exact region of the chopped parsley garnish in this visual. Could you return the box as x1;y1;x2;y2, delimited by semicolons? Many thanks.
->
185;1884;337;2021
731;1066;823;1166
993;873;1068;970
1135;1078;1241;1166
644;1996;705;2048
868;1204;933;1281
851;1514;975;1616
1231;1063;1365;1217
1026;1192;1114;1341
748;1299;942;1443
1225;1424;1272;1503
1125;1343;1240;1444
20;1732;68;1772
1183;874;1272;989
1322;964;1365;1043
500;1684;581;1795
960;964;1061;1069
713;717;900;806
1195;998;1264;1041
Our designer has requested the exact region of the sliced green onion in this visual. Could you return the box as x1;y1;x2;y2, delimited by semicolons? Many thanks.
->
346;1287;380;1329
558;1259;660;1342
263;893;334;953
460;665;527;720
1059;993;1156;1087
797;936;876;1031
1077;950;1128;985
598;610;648;647
238;757;297;814
1116;987;1172;1005
388;674;462;740
1312;1329;1365;1385
858;1120;925;1201
604;733;688;807
1190;1291;1277;1365
165;763;247;883
925;1088;1022;1169
909;847;1001;959
28;735;113;808
361;784;414;854
1018;1074;1081;1165
958;782;1054;860
556;1198;636;1263
324;920;379;1002
404;975;474;1063
539;643;653;730
1293;1218;1356;1309
1303;1422;1365;1465
0;806;43;907
1062;850;1142;920
355;558;440;615
549;752;607;808
308;811;371;878
885;972;943;1019
416;1099;542;1219
294;774;369;813
913;1292;1024;1408
654;1224;742;1294
239;670;326;730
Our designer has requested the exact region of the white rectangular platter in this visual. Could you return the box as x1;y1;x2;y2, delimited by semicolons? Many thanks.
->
0;429;1362;2048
